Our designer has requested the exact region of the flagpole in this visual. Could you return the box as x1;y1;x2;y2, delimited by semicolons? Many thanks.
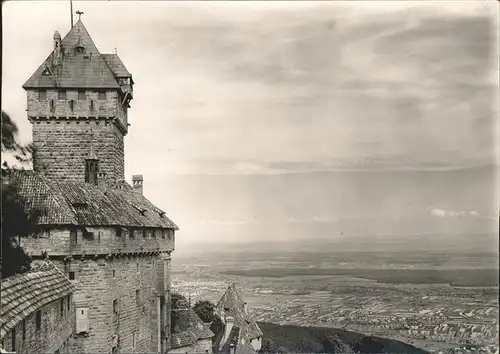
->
70;0;74;28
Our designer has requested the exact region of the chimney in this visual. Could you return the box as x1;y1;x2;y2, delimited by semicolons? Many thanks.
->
132;175;143;194
223;316;234;346
97;172;107;190
53;30;62;66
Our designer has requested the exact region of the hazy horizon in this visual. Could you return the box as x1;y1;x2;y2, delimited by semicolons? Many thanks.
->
2;1;499;247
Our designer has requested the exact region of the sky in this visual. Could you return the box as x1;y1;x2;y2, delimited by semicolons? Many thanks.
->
2;1;499;248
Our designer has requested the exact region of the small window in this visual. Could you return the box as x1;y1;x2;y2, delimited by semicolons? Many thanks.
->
39;90;47;100
112;269;116;278
50;99;55;111
161;230;166;239
36;310;42;330
78;90;86;100
129;230;134;239
67;295;71;309
69;271;75;280
116;228;122;237
69;100;74;111
60;298;64;316
22;319;26;340
58;90;66;100
98;91;106;100
76;307;89;333
113;299;118;314
132;332;135;347
135;290;140;305
70;230;77;244
136;263;140;272
11;328;16;352
90;99;94;110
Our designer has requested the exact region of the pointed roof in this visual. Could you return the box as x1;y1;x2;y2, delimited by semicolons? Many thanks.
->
23;21;122;89
215;283;263;340
102;54;132;78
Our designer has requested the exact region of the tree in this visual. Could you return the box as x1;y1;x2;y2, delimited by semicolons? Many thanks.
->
193;300;216;323
170;293;189;333
1;110;41;279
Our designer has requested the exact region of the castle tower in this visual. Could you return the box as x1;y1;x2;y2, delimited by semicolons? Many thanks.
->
14;19;179;354
23;20;134;182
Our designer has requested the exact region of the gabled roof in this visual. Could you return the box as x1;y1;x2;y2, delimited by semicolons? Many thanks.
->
0;262;76;339
170;308;214;349
4;170;178;230
23;21;126;89
215;283;263;340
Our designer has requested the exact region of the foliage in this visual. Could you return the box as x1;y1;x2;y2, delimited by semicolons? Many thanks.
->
171;292;189;309
193;300;216;323
1;111;33;169
170;293;189;333
1;110;40;279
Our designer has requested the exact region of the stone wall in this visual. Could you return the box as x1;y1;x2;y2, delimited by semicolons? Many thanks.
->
26;88;127;182
20;226;173;354
20;227;175;258
1;295;74;354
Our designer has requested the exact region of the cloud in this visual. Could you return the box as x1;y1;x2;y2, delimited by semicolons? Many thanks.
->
2;2;499;177
430;208;485;218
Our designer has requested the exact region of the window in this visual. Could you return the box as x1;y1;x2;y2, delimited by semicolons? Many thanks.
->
22;319;26;340
116;228;122;237
113;299;118;314
70;230;77;244
135;290;140;305
98;91;106;100
76;307;89;333
90;99;94;110
69;271;75;280
132;332;135;347
69;100;74;111
39;90;47;100
60;299;64;316
78;90;86;100
136;263;140;273
67;295;71;309
50;99;55;111
112;269;116;278
11;328;16;351
129;229;134;239
58;90;66;100
161;230;166;239
35;310;42;330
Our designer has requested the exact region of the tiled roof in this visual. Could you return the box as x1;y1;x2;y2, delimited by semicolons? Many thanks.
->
102;54;131;78
23;21;124;89
170;308;214;349
171;330;198;349
4;170;178;230
219;326;256;354
215;283;263;339
0;262;76;339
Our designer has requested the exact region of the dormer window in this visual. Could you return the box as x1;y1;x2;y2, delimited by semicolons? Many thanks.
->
75;36;85;53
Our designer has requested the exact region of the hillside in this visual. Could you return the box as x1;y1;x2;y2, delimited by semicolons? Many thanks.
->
257;322;428;354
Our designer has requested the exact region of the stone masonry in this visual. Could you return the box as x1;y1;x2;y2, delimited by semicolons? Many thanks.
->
13;19;178;354
28;89;126;182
